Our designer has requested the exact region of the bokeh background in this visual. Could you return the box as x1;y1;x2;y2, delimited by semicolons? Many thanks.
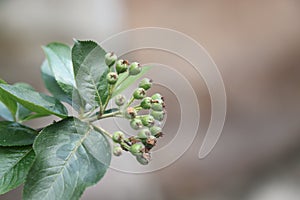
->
1;1;300;200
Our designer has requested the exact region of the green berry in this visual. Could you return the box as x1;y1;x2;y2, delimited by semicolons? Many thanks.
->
124;107;137;119
133;88;146;99
115;94;126;106
139;78;152;90
105;52;117;67
151;99;164;111
129;62;141;75
151;93;163;101
140;97;152;109
112;131;124;143
150;110;165;121
130;118;143;130
113;146;122;156
141;115;155;127
130;143;144;156
137;129;151;139
116;59;129;74
150;126;163;137
146;135;157;146
106;72;118;84
136;154;149;165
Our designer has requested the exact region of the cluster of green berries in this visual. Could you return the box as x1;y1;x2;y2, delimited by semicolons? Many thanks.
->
104;51;165;165
112;83;165;165
105;52;143;85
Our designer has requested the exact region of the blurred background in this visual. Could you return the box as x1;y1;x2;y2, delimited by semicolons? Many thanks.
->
1;0;300;200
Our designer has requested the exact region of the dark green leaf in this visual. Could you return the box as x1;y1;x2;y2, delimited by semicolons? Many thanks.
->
0;146;35;194
0;121;37;146
0;84;68;118
43;43;76;96
112;66;151;97
72;40;109;109
23;117;111;200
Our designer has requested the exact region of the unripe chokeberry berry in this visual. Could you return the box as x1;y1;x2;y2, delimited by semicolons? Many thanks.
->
112;131;125;143
124;107;137;119
136;154;150;165
139;78;152;90
115;94;126;106
106;72;118;84
129;62;142;75
150;126;163;138
150;110;165;121
130;118;143;130
133;88;146;99
130;143;144;156
137;128;151;139
113;146;122;156
141;115;155;127
151;93;163;101
105;52;117;67
140;97;152;109
115;59;129;74
151;99;165;111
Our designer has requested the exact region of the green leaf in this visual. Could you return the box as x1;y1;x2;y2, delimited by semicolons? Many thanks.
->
0;121;37;146
0;146;35;194
23;117;111;200
98;68;110;106
0;102;13;121
72;40;109;109
0;84;68;118
13;83;35;121
43;43;76;96
0;82;17;120
0;79;7;84
112;66;151;97
41;59;86;112
41;59;72;105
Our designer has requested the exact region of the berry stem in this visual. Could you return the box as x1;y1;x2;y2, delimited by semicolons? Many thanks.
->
126;97;135;107
92;125;112;139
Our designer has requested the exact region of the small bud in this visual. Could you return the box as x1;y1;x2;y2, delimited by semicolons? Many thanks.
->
129;62;142;75
140;97;152;109
130;143;144;156
136;153;150;165
116;59;129;74
151;99;165;111
141;115;155;127
112;131;125;143
113;146;122;156
130;118;143;130
139;78;152;90
124;107;137;119
105;52;117;67
150;110;165;121
115;94;126;106
150;126;163;138
137;128;151;139
106;72;118;84
133;88;146;99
